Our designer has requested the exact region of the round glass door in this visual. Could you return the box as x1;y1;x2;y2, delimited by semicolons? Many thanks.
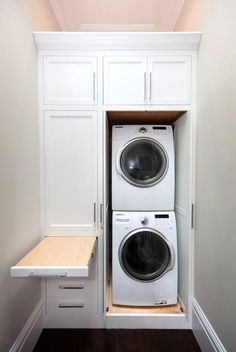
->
119;229;173;282
119;138;168;187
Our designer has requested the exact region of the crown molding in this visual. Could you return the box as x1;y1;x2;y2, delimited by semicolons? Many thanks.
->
79;24;157;32
33;32;201;51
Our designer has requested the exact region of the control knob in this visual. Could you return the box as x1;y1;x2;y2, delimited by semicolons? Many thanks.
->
139;127;147;134
140;217;148;225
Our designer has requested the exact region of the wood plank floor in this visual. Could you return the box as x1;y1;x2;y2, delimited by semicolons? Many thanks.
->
33;329;202;352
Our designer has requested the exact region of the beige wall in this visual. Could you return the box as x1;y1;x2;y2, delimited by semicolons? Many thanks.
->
175;1;236;351
0;1;58;351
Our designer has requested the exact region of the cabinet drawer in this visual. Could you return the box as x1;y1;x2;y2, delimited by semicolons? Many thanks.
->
46;278;97;298
46;296;98;316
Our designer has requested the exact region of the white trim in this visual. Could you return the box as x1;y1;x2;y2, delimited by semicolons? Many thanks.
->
175;204;187;217
178;294;186;313
9;299;43;352
11;265;92;278
192;298;226;352
33;32;201;51
105;314;188;329
80;24;157;32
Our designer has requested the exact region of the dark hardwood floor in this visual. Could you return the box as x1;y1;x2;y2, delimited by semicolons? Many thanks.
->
33;329;202;352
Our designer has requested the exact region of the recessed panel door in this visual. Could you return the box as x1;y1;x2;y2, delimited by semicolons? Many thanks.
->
44;111;98;234
44;56;97;105
148;56;191;104
104;57;147;105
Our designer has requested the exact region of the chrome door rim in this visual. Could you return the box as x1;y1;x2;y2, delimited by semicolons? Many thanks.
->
116;137;169;188
118;228;175;282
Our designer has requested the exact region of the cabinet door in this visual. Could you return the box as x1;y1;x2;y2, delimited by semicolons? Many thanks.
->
148;56;191;104
104;57;147;105
44;111;98;234
44;57;97;105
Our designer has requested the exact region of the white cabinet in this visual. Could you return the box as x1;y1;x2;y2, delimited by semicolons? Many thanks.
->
44;111;98;234
148;56;191;104
103;56;146;105
44;56;97;105
103;55;191;105
46;277;98;317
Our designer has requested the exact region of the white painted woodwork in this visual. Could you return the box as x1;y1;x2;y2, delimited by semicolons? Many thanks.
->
47;278;97;298
32;32;200;328
103;56;146;105
46;296;98;316
148;56;191;104
10;236;97;277
44;56;97;105
104;55;191;105
44;111;98;234
33;32;201;51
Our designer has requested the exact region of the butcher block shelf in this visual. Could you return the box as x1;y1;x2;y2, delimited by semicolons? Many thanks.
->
11;236;97;278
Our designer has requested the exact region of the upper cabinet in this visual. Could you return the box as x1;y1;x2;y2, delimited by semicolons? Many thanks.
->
103;55;191;105
44;56;97;105
148;56;191;105
103;57;146;105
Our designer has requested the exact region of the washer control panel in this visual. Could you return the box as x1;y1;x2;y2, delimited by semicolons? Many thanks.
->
113;212;176;230
154;213;175;228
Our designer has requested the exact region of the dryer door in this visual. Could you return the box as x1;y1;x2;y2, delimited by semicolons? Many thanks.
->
119;229;174;282
118;138;168;187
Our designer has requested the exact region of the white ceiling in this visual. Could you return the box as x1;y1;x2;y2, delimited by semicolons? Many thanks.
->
50;0;186;32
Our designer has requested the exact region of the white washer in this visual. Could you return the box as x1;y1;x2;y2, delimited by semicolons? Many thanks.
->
112;125;175;211
112;211;178;306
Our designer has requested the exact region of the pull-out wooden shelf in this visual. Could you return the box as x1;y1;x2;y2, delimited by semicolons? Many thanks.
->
11;236;97;278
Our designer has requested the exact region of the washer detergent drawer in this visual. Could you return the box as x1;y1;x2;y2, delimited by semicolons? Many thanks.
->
10;236;97;278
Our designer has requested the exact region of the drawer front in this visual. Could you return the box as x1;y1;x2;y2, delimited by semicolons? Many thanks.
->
46;278;97;298
46;296;98;316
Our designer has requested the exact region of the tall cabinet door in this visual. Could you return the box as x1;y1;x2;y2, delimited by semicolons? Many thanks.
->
44;111;98;234
148;56;191;104
103;57;147;105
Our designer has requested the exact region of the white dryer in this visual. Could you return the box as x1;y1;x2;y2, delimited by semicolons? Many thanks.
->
112;125;175;211
112;211;178;306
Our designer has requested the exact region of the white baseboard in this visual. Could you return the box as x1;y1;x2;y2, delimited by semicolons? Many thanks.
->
9;299;43;352
106;314;188;329
192;298;226;352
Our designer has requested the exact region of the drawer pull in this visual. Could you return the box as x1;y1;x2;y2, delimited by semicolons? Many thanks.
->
59;284;84;290
58;303;84;308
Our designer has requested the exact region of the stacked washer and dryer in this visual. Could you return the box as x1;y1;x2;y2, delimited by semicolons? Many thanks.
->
111;125;177;306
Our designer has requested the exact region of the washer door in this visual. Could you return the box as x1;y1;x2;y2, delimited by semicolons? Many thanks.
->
119;229;174;282
118;138;168;187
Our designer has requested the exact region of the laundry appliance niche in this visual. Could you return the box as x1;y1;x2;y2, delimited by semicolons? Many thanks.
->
104;110;194;327
10;32;200;330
